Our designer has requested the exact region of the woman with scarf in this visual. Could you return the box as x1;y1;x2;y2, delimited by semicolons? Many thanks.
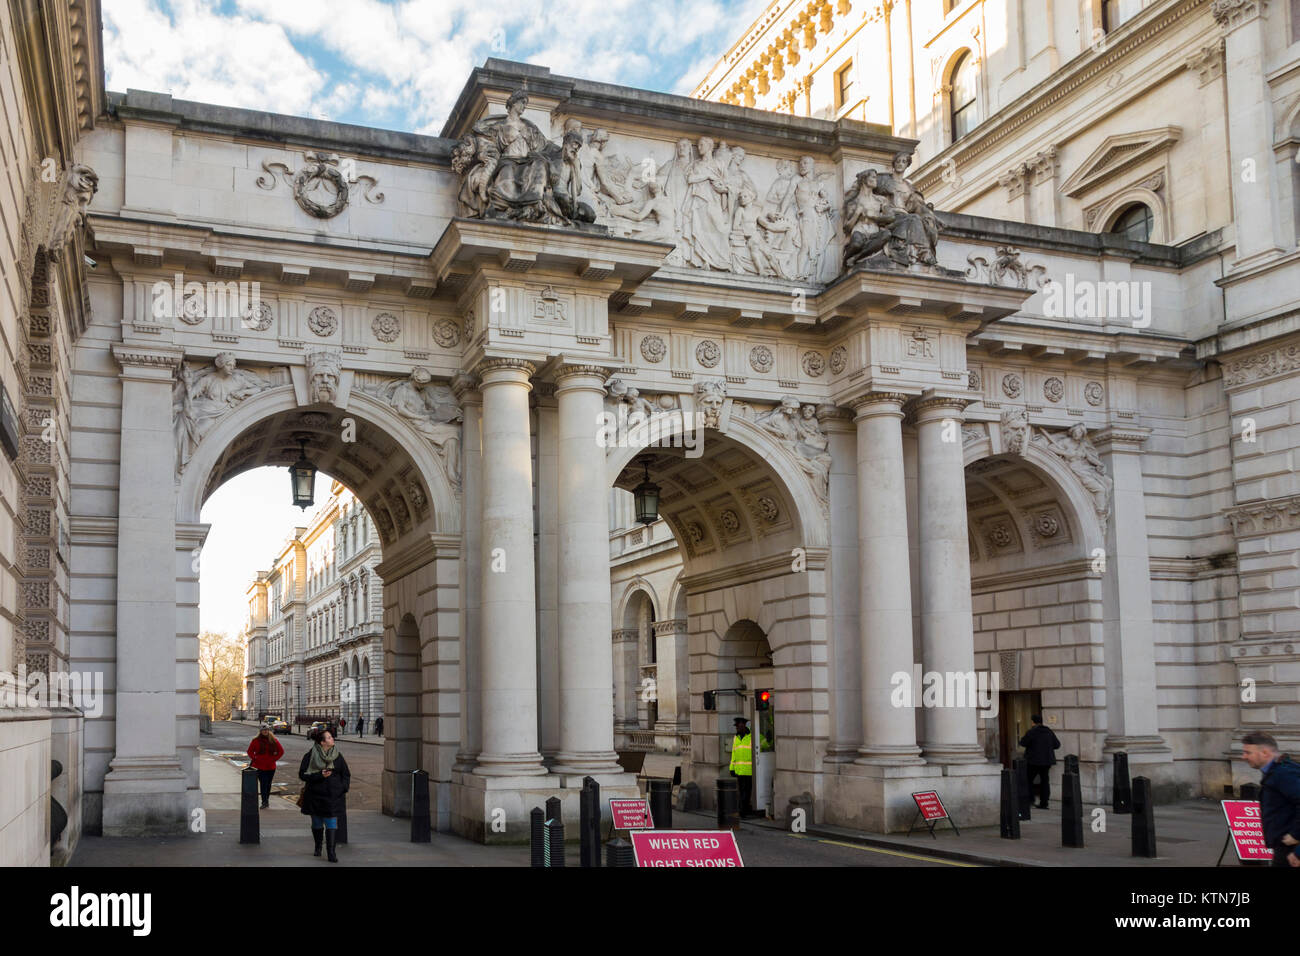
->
298;728;350;862
246;722;284;809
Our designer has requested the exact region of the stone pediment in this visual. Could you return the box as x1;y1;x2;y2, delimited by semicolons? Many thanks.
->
1058;127;1181;199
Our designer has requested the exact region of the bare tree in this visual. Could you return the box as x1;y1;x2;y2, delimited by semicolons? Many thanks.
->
198;630;244;721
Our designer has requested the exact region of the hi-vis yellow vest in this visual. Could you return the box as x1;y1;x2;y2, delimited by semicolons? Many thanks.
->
730;733;753;776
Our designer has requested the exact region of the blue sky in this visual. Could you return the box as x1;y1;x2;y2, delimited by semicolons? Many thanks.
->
102;0;770;135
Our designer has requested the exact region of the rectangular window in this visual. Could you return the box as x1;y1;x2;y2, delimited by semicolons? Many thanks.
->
836;61;855;110
1293;0;1300;42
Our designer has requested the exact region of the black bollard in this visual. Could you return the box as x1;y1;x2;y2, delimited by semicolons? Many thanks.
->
716;777;740;830
1240;782;1260;801
1112;752;1132;814
239;767;260;845
584;776;601;868
606;837;635;867
1012;758;1031;821
579;779;594;868
410;769;432;843
1131;776;1157;858
649;779;672;829
1061;770;1084;848
544;796;564;868
545;819;565;867
530;807;545;867
1064;754;1079;776
1000;768;1021;839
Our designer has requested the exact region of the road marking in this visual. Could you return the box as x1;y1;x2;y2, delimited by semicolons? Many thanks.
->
791;834;977;866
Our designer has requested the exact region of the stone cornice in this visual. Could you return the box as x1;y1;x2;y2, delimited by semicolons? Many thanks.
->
1211;0;1267;30
112;342;183;370
1091;425;1152;448
680;547;830;592
1218;339;1300;387
1223;495;1300;538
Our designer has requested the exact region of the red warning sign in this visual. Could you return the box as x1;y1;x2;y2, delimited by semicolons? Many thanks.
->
912;790;949;822
630;830;744;867
609;798;653;830
1221;800;1273;862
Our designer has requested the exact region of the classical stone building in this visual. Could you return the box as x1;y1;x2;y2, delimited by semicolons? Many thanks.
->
242;481;384;728
2;0;1298;862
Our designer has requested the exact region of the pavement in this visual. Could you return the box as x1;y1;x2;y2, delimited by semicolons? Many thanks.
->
68;722;1249;867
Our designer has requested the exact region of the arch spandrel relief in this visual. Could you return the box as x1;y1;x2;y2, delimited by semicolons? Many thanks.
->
172;352;286;475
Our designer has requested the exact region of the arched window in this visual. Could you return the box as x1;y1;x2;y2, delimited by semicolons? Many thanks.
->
950;52;978;143
1102;0;1124;33
1110;203;1153;242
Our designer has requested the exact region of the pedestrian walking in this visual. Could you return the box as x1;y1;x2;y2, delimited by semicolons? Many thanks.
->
729;716;754;817
298;727;351;862
356;715;364;738
339;716;347;735
246;721;284;809
374;716;383;736
1242;731;1300;867
1019;714;1060;809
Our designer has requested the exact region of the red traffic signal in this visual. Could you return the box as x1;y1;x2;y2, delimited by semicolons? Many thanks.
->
757;690;772;711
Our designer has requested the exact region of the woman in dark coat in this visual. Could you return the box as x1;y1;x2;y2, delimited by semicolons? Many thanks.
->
299;728;350;862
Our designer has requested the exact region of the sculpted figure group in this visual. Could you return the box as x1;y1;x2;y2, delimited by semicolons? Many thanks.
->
842;152;945;271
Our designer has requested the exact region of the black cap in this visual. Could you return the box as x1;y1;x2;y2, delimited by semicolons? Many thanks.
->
733;717;748;725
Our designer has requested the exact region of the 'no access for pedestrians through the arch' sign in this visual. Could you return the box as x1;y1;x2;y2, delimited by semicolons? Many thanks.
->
630;830;744;867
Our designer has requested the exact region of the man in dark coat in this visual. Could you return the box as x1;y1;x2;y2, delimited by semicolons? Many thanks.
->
1242;731;1300;867
1019;714;1060;810
299;728;351;862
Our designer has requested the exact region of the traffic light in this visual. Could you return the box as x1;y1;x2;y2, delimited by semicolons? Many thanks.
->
703;690;716;711
757;689;772;711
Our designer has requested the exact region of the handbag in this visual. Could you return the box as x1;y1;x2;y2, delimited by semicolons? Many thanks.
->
296;784;307;808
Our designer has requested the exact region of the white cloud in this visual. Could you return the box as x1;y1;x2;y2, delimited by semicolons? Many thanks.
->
104;0;769;133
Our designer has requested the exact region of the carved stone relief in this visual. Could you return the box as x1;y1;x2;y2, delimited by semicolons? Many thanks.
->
256;151;384;219
752;396;831;506
173;353;277;474
1032;424;1113;533
371;312;400;343
360;367;463;487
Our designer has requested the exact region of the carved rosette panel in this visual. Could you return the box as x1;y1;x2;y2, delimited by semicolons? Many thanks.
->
696;340;721;368
433;318;460;349
371;312;400;343
640;334;667;364
243;301;273;331
1043;377;1064;403
1084;381;1104;406
308;306;338;337
750;345;774;374
1001;373;1023;399
829;346;847;375
802;351;825;377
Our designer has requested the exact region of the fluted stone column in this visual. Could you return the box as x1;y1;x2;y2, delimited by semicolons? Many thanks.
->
853;393;924;764
913;395;984;764
551;364;621;773
474;359;545;776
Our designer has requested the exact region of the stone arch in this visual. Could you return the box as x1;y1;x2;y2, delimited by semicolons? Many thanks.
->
617;579;661;626
177;384;460;537
1091;188;1167;244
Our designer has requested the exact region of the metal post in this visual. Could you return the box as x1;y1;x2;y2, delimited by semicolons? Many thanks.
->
410;769;431;843
1061;770;1084;848
1012;757;1031;820
583;776;601;867
1063;754;1079;776
579;779;593;868
545;818;565;867
1240;782;1260;801
1131;776;1157;858
716;777;740;830
239;767;260;845
1112;752;1132;814
530;807;545;867
1000;768;1020;839
649;779;673;830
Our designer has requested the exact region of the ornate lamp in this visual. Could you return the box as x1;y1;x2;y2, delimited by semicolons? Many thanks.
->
632;458;660;526
290;437;316;509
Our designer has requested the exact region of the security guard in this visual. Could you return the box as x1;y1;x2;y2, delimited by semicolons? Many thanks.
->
729;716;754;816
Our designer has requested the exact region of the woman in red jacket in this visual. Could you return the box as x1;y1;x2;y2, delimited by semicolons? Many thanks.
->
247;722;285;809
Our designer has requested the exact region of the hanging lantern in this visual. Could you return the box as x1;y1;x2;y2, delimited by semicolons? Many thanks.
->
632;458;660;526
290;437;316;509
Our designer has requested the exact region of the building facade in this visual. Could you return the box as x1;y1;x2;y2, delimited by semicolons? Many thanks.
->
0;0;1297;859
243;481;383;728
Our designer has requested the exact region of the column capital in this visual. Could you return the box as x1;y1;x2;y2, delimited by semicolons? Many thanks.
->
1090;424;1151;451
475;357;536;386
449;370;481;403
112;343;183;378
849;391;910;419
1212;0;1267;31
908;392;972;423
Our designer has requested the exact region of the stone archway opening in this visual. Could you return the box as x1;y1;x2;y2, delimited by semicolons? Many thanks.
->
610;425;824;816
963;451;1105;799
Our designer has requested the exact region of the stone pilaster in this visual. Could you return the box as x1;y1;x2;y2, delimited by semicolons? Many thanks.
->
450;371;482;770
102;343;192;835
